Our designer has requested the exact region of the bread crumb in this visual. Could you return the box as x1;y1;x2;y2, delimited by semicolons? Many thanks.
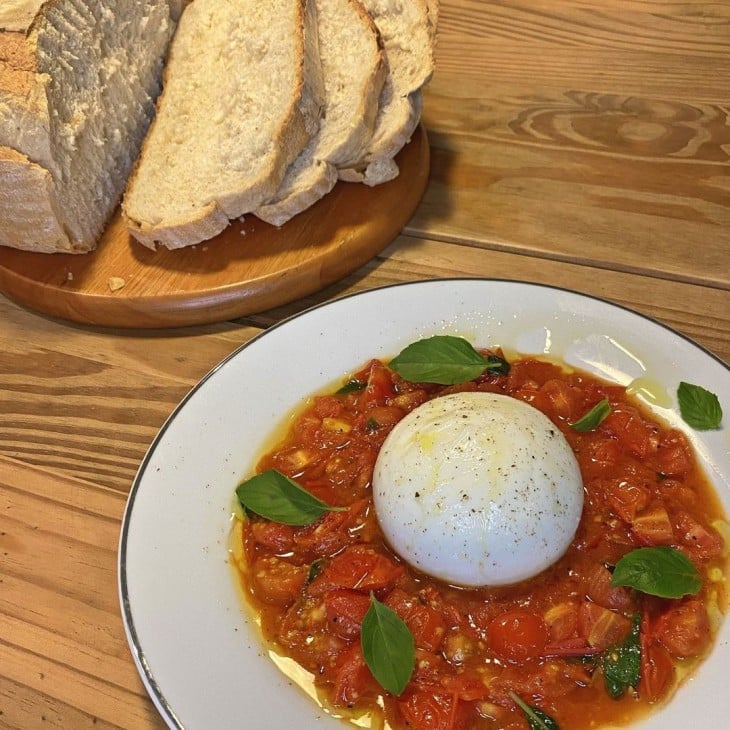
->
108;276;126;292
67;272;74;281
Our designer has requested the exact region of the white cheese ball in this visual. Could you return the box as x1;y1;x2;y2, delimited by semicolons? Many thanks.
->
372;392;584;587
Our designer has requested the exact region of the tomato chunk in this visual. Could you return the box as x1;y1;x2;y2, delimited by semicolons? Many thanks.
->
324;589;371;640
385;588;447;652
578;602;632;651
397;691;457;730
631;503;675;546
675;512;724;561
251;556;307;606
330;643;376;708
308;545;404;596
293;498;368;557
656;430;693;478
654;600;710;658
487;610;548;663
249;520;295;553
639;632;675;702
601;406;656;458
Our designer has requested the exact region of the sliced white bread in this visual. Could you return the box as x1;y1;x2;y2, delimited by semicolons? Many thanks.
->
123;0;325;250
339;0;437;185
255;0;385;226
0;0;178;252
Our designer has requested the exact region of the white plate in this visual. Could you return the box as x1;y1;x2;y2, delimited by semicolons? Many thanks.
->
119;279;730;730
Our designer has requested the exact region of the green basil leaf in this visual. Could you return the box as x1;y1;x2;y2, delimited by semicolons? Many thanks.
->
611;546;702;598
509;692;560;730
389;335;506;385
569;398;611;431
361;593;415;696
677;382;723;430
602;613;641;699
236;469;344;526
336;379;367;394
485;353;511;375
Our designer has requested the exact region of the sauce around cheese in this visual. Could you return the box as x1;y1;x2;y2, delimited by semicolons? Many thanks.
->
232;351;727;730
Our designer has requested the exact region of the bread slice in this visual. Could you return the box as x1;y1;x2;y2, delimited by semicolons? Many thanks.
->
123;0;325;249
255;0;385;227
0;1;178;253
339;0;437;185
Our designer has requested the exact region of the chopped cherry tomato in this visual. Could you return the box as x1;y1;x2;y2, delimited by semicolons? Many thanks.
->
324;589;371;640
654;600;710;658
251;556;307;606
578;602;632;651
487;610;548;663
631;503;675;546
293;498;368;557
675;512;724;561
386;588;447;652
605;478;651;523
601;405;656;458
313;395;346;418
538;378;586;421
440;670;490;701
639;633;675;702
397;691;457;730
308;545;404;596
582;435;621;470
249;520;295;553
581;564;634;611
357;361;396;409
656;429;693;478
330;643;375;708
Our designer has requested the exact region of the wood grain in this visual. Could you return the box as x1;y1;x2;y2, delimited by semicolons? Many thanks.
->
0;128;429;328
414;1;730;289
0;457;166;730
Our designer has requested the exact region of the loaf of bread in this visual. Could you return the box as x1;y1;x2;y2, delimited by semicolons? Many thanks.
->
255;0;386;227
122;0;325;250
0;0;180;253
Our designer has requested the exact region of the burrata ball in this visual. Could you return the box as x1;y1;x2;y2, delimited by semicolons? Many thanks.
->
372;391;584;587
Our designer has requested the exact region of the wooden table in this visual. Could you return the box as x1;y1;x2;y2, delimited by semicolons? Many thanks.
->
1;2;728;728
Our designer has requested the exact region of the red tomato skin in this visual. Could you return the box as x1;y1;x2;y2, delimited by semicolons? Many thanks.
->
307;545;404;597
654;600;711;658
385;588;447;652
251;556;308;606
601;405;657;458
249;520;295;553
487;610;549;663
577;602;632;651
330;643;376;708
639;636;676;702
324;589;371;640
397;691;457;730
293;498;368;557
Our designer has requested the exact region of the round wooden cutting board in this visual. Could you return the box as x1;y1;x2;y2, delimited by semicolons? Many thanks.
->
0;127;429;329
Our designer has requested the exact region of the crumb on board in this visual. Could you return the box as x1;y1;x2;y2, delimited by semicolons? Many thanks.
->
108;276;126;292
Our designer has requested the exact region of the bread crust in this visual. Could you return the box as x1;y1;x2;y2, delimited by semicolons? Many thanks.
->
0;146;78;252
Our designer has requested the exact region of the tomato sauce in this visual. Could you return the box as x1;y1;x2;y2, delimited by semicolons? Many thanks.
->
233;354;727;729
